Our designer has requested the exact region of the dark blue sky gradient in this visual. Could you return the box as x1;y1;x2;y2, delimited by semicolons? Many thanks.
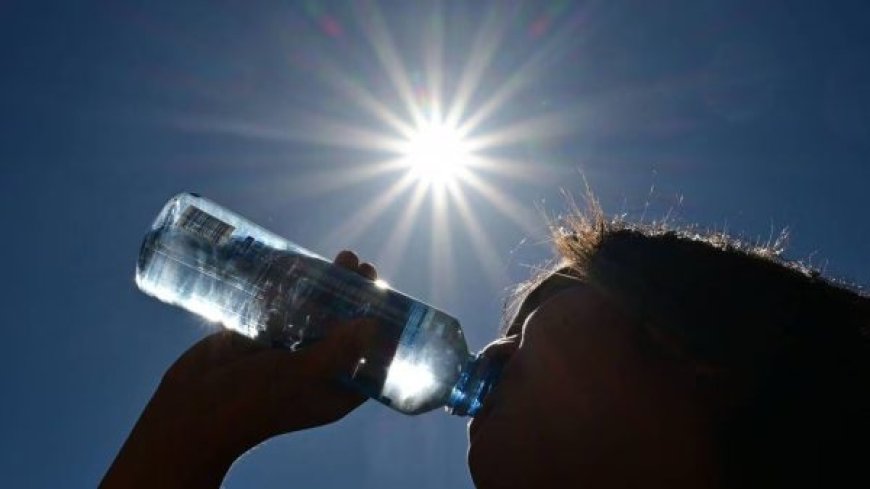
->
2;1;869;487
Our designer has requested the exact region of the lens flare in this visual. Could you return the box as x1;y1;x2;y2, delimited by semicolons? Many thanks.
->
176;1;578;295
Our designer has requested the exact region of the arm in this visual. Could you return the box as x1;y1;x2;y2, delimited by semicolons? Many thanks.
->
101;251;378;488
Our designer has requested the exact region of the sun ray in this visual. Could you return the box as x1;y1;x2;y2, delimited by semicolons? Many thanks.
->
247;158;407;201
445;4;514;128
170;112;407;153
428;184;455;305
375;180;429;277
355;0;424;125
457;167;542;238
312;58;416;139
321;171;418;247
446;183;509;288
466;155;545;184
457;14;582;136
464;108;587;153
422;2;445;118
290;114;409;152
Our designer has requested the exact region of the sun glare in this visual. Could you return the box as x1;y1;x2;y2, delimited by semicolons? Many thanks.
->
202;2;571;295
402;119;470;187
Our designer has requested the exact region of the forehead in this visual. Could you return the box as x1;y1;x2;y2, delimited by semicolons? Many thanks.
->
506;268;585;336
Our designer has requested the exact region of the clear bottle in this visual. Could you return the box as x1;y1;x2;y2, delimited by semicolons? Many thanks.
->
135;193;497;416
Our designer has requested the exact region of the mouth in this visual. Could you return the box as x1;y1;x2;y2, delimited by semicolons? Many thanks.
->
467;387;498;441
467;413;484;441
467;337;518;440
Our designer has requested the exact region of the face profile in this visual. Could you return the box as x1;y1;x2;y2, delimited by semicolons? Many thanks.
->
465;218;870;489
468;279;716;489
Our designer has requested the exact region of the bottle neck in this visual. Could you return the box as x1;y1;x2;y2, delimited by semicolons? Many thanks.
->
446;353;502;417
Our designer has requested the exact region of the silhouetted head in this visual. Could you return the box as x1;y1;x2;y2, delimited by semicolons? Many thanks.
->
469;201;870;489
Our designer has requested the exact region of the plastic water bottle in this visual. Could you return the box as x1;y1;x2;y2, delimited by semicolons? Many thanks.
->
135;193;498;416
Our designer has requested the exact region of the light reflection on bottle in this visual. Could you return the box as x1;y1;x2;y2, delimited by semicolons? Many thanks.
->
382;357;438;406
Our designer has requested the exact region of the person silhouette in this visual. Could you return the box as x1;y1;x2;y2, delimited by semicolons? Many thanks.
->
102;209;870;489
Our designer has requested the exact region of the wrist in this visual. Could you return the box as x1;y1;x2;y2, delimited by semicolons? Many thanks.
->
101;387;240;489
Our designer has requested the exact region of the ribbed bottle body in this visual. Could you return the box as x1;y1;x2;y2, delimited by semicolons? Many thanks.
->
136;193;472;414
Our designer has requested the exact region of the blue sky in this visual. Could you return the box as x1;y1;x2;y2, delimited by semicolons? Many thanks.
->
2;1;869;487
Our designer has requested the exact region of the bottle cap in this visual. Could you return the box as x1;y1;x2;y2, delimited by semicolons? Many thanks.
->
446;353;502;417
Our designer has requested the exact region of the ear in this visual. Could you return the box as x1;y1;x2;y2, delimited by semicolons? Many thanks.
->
640;322;750;421
691;362;756;423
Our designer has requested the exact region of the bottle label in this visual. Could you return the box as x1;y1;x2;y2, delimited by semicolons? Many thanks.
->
178;206;235;245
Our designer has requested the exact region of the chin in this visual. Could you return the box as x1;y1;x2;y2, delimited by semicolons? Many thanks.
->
469;463;530;489
468;433;496;488
468;458;512;489
468;433;527;489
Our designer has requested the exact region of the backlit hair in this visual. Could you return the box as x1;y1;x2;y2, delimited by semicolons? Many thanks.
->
510;192;869;488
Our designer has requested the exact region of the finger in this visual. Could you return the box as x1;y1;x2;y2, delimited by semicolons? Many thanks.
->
204;319;385;438
211;321;375;412
357;262;377;281
215;318;381;390
333;250;359;270
279;318;382;379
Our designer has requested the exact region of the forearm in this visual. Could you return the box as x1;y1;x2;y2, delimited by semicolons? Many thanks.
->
100;390;239;489
102;303;374;487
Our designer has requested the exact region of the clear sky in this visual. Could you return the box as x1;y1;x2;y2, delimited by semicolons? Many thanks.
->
2;1;869;487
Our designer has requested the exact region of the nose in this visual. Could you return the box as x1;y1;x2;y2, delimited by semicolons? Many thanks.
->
478;334;521;364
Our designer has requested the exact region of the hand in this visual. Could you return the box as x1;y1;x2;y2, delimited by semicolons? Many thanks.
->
101;250;380;489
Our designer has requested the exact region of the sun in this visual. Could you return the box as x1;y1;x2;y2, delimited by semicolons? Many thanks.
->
205;1;564;296
401;118;471;187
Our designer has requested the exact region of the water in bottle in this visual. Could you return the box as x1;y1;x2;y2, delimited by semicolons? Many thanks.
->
135;193;497;416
